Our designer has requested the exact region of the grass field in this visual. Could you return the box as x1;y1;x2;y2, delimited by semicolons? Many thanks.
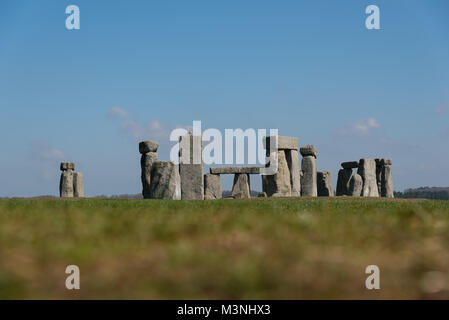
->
1;197;449;299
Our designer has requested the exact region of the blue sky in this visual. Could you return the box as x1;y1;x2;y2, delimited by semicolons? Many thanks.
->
1;0;448;196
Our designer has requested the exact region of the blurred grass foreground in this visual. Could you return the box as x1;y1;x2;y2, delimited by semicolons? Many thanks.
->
1;197;449;299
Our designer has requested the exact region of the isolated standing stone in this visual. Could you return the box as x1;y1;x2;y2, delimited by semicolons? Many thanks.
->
59;162;75;198
149;161;181;200
139;140;159;199
357;158;379;197
300;145;317;197
262;150;291;197
317;171;334;197
336;169;353;196
232;174;251;199
73;172;84;198
179;132;204;200
286;149;301;196
348;173;363;196
204;174;222;200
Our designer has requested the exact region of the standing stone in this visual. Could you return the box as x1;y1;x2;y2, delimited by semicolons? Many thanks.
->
336;169;352;196
204;174;222;200
300;145;317;197
348;173;363;196
139;141;159;199
317;171;334;197
357;158;379;197
262;150;291;197
379;159;394;198
375;159;382;195
149;161;181;200
232;174;251;199
73;172;84;198
179;132;204;200
336;161;358;196
286;150;301;197
59;162;74;198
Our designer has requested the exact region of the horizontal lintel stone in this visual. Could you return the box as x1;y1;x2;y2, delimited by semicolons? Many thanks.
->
263;136;299;150
210;166;262;174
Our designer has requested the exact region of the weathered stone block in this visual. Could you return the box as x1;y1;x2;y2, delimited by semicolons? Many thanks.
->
341;161;359;169
232;174;251;199
139;140;159;154
381;165;394;198
286;150;301;197
60;162;75;171
299;145;317;158
59;170;74;198
141;152;158;199
149;161;181;200
348;173;363;196
357;158;379;197
263;136;299;150
262;150;291;197
204;174;222;200
180;164;204;200
73;172;84;198
258;192;267;198
336;168;353;196
301;155;317;197
210;166;261;174
317;171;334;197
179;133;204;200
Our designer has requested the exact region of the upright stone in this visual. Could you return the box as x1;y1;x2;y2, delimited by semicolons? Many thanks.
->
300;145;317;197
336;169;352;196
262;150;291;197
204;174;222;200
357;158;379;197
59;162;75;198
139;141;159;199
317;171;334;197
348;173;363;196
179;132;204;200
375;159;382;195
286;149;301;197
336;161;358;196
73;172;84;198
232;174;251;199
149;161;181;200
379;159;394;198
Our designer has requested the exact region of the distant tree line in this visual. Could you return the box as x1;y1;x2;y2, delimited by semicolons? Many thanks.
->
394;187;449;200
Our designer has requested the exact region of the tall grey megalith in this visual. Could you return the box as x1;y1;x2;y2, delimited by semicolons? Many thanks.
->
73;172;84;198
376;158;394;198
59;162;74;198
336;161;358;196
317;171;334;197
300;145;317;197
139;140;159;199
179;132;204;200
357;158;379;197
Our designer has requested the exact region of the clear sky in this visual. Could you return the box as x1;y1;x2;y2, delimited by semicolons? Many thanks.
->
1;0;448;197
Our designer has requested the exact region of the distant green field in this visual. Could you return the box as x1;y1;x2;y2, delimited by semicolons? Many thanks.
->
1;198;449;299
